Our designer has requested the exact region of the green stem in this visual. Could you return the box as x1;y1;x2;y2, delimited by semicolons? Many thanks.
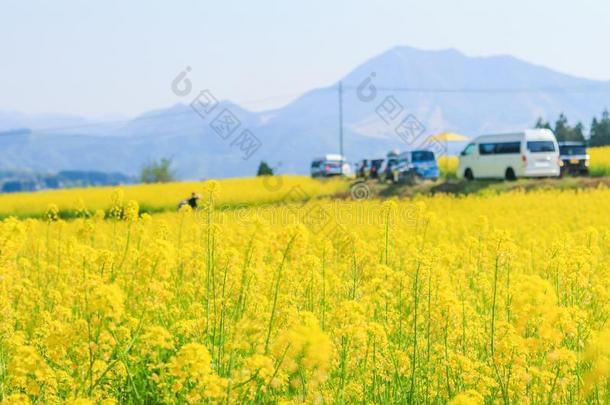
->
264;235;296;354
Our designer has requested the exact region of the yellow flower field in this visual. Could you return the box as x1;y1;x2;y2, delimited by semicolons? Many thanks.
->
1;182;610;404
438;156;459;178
0;176;347;219
588;146;610;176
589;146;610;166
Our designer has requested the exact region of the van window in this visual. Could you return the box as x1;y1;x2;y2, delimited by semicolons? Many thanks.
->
479;143;495;155
527;141;555;153
479;142;521;155
311;161;322;168
495;142;521;154
412;151;435;162
462;143;475;156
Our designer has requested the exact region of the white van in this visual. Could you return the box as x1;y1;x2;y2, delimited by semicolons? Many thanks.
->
311;154;353;178
457;129;561;180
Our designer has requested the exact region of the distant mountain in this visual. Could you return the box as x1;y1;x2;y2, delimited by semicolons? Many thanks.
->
0;110;126;136
1;46;610;179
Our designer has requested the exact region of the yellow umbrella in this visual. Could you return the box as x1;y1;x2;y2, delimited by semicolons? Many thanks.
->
426;132;469;156
427;132;469;143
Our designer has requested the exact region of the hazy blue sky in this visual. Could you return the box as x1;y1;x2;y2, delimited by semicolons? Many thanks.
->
1;0;609;117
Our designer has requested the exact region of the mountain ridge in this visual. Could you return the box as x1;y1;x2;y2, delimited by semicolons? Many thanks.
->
1;45;610;179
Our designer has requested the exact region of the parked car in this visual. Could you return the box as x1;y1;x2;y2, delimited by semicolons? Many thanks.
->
356;159;368;178
395;150;440;182
558;141;589;176
356;158;384;179
457;129;561;181
380;151;401;183
370;159;384;179
310;154;353;178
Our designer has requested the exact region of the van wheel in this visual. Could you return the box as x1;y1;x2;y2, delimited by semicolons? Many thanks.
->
464;168;474;181
505;167;516;181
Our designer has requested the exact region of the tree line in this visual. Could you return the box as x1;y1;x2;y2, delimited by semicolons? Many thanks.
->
535;109;610;145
